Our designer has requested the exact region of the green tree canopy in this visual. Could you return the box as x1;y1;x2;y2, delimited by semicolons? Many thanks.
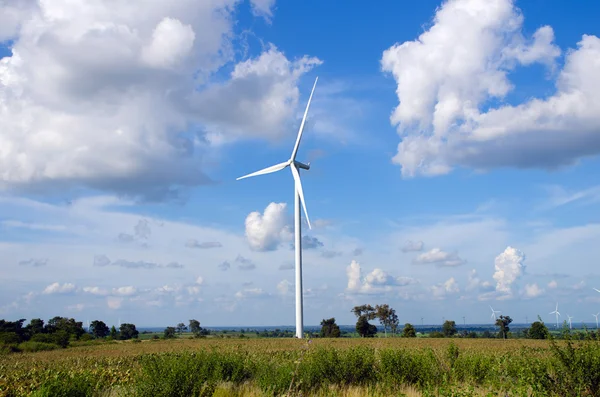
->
356;315;377;337
119;323;138;340
176;322;187;334
90;320;110;339
527;321;548;339
164;327;176;339
375;304;399;337
320;318;341;338
402;323;416;337
189;319;202;336
495;315;513;339
442;320;457;337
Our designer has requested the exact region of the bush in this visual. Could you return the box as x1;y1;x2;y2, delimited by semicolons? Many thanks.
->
18;341;60;352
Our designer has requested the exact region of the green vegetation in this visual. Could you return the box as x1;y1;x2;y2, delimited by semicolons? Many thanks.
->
2;334;600;396
319;318;341;338
4;311;600;395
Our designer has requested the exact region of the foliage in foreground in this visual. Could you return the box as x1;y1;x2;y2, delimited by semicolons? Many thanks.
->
3;333;600;396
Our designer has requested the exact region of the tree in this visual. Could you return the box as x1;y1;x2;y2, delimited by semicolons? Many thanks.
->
389;310;400;336
356;315;377;337
351;304;376;320
176;322;187;334
352;304;377;337
402;323;416;337
375;304;399;337
25;318;45;337
45;317;85;340
527;321;548;339
442;320;457;337
109;325;118;339
164;327;176;339
495;315;513;339
89;320;110;339
189;319;202;337
320;318;341;338
119;323;138;340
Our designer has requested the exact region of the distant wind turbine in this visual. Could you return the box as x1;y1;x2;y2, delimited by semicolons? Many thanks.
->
549;303;561;328
490;306;501;321
567;315;573;330
237;77;319;339
593;312;599;329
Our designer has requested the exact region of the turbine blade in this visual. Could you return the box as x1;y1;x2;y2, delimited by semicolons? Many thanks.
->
236;161;289;180
290;76;318;161
290;164;311;229
594;288;600;293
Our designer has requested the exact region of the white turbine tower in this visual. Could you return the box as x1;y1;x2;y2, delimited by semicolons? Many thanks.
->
490;306;501;321
567;315;573;330
237;77;319;339
593;312;599;329
550;302;560;328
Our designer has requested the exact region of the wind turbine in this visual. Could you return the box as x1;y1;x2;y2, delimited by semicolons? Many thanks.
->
594;288;600;293
490;306;501;321
550;303;560;328
567;315;573;330
593;312;599;329
237;77;319;339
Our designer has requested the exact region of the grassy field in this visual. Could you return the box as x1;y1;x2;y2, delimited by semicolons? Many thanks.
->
2;335;600;396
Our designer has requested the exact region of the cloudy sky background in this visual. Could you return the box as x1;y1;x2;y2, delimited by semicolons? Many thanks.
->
1;0;600;327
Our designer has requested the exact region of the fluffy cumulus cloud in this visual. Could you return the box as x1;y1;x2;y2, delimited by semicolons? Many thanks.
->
466;269;492;292
413;248;466;266
245;202;292;251
0;1;320;199
524;283;544;298
381;0;600;177
493;246;526;294
43;282;76;294
346;260;416;295
430;277;460;299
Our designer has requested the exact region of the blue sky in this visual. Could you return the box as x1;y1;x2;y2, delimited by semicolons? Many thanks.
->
1;0;600;328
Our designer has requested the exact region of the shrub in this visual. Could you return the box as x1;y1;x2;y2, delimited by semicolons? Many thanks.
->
18;341;59;352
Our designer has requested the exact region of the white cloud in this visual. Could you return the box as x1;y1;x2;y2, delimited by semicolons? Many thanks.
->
82;286;109;296
141;17;196;69
548;280;558;289
346;260;416;295
249;0;276;21
401;240;424;252
277;279;292;296
245;202;292;251
112;286;137;296
196;276;204;285
466;269;493;292
43;282;76;294
524;283;544;298
0;1;319;199
234;288;267;299
413;248;466;266
493;246;526;294
430;277;460;299
381;0;600;177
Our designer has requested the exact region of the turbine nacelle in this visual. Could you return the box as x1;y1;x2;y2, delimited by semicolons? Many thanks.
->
294;161;310;170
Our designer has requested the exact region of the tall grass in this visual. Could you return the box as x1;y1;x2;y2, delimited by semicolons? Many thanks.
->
3;336;600;396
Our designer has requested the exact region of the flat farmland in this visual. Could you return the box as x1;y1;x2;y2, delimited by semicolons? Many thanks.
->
1;337;599;396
